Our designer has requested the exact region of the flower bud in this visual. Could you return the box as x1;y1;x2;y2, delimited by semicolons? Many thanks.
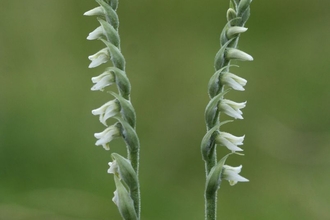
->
83;6;104;16
226;48;253;61
226;26;248;39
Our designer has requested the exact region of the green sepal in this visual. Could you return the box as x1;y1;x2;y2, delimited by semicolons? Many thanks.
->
240;7;251;26
108;0;119;11
229;0;236;10
214;39;234;71
201;126;219;161
110;92;136;128
97;18;120;48
205;153;232;196
106;67;131;99
237;0;252;17
101;39;126;71
208;68;222;98
112;153;139;191
113;175;138;220
226;8;236;23
205;89;230;128
96;0;119;30
233;0;240;7
115;117;140;154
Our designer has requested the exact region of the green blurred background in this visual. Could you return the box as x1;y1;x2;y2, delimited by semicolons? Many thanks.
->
1;0;330;219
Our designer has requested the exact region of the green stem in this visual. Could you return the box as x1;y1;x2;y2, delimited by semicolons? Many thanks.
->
205;149;217;220
129;149;140;218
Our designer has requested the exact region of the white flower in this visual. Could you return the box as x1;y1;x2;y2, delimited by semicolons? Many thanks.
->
83;6;104;16
108;160;119;174
88;48;109;68
218;99;246;119
87;26;104;40
222;165;249;186
215;132;244;152
221;72;247;91
91;70;115;91
94;124;121;150
92;100;120;126
226;48;253;61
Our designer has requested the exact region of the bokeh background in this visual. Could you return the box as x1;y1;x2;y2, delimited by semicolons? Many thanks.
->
1;0;330;219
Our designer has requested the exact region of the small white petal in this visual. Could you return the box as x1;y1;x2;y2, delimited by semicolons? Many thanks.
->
108;160;118;174
112;190;119;206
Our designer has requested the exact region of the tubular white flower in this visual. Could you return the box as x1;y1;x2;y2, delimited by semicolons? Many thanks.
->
221;72;247;91
218;99;246;119
87;26;104;40
84;6;104;16
215;131;244;152
226;48;253;61
88;48;109;68
108;160;119;174
94;124;121;150
91;70;115;91
222;165;249;186
92;100;120;126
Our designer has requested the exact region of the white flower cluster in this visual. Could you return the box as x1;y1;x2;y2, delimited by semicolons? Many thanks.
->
85;7;122;151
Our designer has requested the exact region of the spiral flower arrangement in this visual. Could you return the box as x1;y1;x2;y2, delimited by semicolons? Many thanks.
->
84;0;140;219
200;0;253;219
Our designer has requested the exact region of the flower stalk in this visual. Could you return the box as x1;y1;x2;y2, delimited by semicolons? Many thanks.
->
85;0;141;219
201;1;252;219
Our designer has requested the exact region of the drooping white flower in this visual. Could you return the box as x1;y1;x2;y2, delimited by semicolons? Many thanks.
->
218;99;246;119
92;100;120;126
94;124;121;150
88;48;109;68
91;70;115;91
108;160;119;174
226;48;253;61
221;72;247;91
215;132;244;152
87;26;104;40
83;6;104;17
222;165;249;186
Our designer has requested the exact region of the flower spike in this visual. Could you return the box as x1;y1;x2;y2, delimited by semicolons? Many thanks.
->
85;1;141;219
201;1;253;219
